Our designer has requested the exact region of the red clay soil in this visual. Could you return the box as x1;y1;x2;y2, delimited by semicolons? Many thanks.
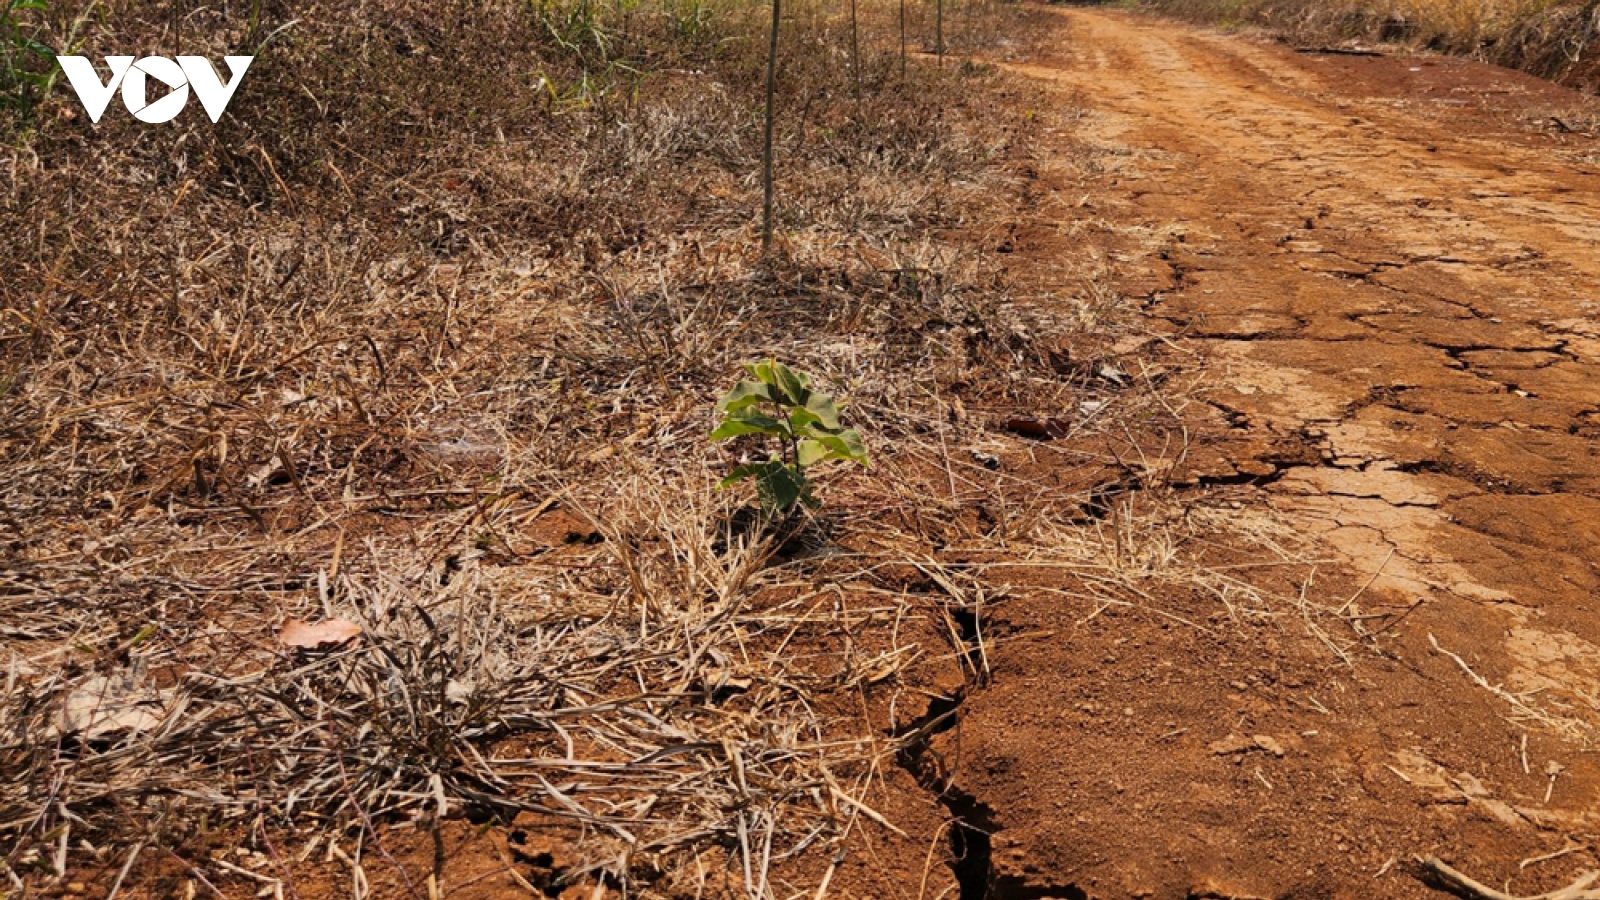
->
912;8;1600;900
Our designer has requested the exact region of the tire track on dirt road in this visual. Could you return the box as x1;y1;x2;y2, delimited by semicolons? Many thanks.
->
936;9;1600;899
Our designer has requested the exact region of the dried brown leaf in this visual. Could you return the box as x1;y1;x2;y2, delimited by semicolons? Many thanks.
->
278;617;362;649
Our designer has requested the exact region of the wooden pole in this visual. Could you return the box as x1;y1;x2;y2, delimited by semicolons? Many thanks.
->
850;0;861;97
761;0;780;255
899;0;907;78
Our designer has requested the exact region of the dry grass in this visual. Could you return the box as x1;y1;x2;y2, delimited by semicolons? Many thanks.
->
0;0;1351;895
1146;0;1600;88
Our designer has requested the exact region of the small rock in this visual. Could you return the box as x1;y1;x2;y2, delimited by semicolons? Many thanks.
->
1253;735;1286;757
1209;733;1257;755
1455;771;1490;797
1003;417;1066;440
56;673;170;739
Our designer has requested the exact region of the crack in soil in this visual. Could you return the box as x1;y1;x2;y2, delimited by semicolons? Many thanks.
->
894;690;995;899
894;578;1092;900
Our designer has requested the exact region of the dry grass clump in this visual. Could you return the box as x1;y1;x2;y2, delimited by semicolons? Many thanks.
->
1;463;928;894
1146;0;1600;89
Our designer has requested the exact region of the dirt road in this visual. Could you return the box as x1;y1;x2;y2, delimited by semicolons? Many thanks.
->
933;8;1600;899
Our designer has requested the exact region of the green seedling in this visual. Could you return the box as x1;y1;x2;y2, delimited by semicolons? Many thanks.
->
711;360;867;512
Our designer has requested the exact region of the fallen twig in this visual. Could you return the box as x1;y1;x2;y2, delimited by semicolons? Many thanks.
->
1416;855;1600;900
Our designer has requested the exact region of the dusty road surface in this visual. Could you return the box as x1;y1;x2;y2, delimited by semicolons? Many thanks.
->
927;8;1600;900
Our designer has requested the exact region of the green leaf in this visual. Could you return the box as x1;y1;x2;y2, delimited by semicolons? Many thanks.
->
716;379;773;414
709;411;786;441
796;439;829;467
793;419;837;440
718;460;809;512
802;391;842;430
793;420;829;441
815;433;851;457
786;407;822;430
756;461;809;511
709;420;763;441
795;428;868;464
770;362;810;405
20;37;54;60
717;463;767;489
832;428;867;463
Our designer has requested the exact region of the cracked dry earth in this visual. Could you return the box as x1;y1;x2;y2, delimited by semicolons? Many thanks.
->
917;8;1600;900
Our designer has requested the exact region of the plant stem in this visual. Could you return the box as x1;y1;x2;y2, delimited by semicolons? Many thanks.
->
936;0;944;67
899;0;907;79
779;404;798;469
849;0;860;99
761;0;780;256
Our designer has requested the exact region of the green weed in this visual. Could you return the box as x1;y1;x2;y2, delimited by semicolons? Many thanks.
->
1;0;58;123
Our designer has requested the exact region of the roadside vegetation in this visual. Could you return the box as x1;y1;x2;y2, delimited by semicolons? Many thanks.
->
1146;0;1600;91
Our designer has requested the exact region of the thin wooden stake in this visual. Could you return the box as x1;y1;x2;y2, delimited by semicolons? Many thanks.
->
899;0;907;78
761;0;781;256
850;0;861;98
